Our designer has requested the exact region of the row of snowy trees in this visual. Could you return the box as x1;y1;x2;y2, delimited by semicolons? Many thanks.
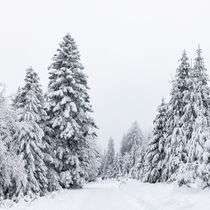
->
144;47;210;188
0;33;100;201
100;121;146;179
101;47;210;189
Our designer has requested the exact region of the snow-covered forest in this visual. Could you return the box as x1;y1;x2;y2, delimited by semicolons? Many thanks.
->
0;34;100;202
101;47;210;189
2;0;210;208
1;30;210;210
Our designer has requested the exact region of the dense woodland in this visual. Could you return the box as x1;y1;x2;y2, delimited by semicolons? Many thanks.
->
100;47;210;189
0;33;210;204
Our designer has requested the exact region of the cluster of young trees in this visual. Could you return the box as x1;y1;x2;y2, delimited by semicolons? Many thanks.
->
0;33;100;201
101;47;210;189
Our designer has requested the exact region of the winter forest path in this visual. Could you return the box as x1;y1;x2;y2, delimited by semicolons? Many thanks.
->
8;179;210;210
77;181;144;210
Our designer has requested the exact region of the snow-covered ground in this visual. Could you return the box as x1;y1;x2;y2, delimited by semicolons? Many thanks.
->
5;179;210;210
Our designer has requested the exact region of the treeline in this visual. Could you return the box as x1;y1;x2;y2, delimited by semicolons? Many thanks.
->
0;34;100;202
101;47;210;188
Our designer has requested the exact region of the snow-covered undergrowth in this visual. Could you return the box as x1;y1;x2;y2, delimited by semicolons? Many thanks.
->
4;179;210;210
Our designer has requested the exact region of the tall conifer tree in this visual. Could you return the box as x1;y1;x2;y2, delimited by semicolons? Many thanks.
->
13;67;48;196
144;98;168;183
47;34;97;188
163;51;191;181
188;47;210;188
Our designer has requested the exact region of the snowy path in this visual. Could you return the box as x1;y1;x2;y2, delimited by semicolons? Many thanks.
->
75;181;143;210
7;180;210;210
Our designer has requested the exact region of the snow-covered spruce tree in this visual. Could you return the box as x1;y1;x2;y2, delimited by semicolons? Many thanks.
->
163;51;192;182
47;33;97;188
12;67;48;197
191;46;210;122
103;137;115;179
187;47;210;188
143;98;168;183
0;87;26;200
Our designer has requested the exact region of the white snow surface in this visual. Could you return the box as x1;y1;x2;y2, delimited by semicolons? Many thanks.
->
5;179;210;210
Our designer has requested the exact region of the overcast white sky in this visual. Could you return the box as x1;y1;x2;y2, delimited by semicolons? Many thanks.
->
1;0;210;150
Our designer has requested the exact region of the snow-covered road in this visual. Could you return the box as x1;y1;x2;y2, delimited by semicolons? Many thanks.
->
6;180;210;210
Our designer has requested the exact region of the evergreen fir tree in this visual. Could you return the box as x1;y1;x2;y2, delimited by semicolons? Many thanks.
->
13;67;48;196
143;98;168;183
191;45;210;122
187;47;210;188
163;51;191;182
47;33;97;188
